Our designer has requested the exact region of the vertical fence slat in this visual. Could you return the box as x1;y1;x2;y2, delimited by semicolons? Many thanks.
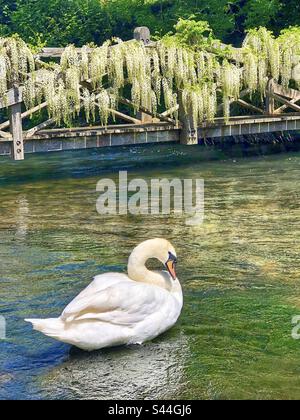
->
9;88;24;160
265;79;275;115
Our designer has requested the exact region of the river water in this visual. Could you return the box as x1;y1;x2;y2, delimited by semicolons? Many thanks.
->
0;141;300;400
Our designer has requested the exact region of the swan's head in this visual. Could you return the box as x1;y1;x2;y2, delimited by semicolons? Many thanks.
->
159;240;177;281
128;238;178;281
147;238;177;280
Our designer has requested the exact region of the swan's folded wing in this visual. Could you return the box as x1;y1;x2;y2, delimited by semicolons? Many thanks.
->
61;282;167;326
60;273;128;321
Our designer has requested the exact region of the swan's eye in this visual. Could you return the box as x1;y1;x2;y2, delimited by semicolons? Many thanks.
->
168;252;177;263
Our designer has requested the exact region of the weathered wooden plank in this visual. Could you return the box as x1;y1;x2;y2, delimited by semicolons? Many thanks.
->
9;100;24;160
274;97;300;114
109;109;141;124
26;122;175;140
273;82;300;100
136;111;153;124
79;94;141;124
0;120;11;131
119;97;176;125
236;99;264;114
217;97;235;113
36;35;241;63
0;87;23;109
20;101;48;120
270;92;300;113
36;47;92;58
161;105;179;118
92;97;142;124
24;118;55;139
36;36;140;59
178;91;197;145
217;89;250;113
0;102;48;131
36;41;132;59
265;79;275;115
0;130;11;139
201;113;300;127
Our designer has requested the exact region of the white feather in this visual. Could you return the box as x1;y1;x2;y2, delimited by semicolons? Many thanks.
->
25;239;183;351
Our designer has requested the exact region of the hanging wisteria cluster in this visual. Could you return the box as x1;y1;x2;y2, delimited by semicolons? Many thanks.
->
1;27;300;126
0;36;34;99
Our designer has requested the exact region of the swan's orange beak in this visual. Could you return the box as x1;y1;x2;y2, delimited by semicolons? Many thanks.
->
165;253;177;280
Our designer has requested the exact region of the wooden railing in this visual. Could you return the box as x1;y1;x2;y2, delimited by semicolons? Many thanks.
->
1;27;300;159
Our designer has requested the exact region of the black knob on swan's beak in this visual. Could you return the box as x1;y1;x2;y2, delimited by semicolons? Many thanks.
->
165;252;177;281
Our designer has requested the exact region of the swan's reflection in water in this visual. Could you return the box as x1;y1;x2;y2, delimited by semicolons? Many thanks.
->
41;332;189;400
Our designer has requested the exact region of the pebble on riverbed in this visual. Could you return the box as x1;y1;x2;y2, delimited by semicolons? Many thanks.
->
0;373;14;385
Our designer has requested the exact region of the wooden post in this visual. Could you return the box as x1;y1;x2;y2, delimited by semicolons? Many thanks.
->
134;27;153;123
292;63;300;86
133;27;151;46
265;79;275;115
178;91;198;145
8;88;24;160
179;116;198;145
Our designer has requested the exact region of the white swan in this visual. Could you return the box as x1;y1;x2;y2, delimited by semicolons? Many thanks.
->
25;238;183;351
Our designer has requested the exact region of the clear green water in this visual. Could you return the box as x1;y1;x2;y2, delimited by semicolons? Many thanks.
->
0;143;300;400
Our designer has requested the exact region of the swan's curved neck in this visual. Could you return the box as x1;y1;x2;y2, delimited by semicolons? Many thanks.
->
127;241;171;290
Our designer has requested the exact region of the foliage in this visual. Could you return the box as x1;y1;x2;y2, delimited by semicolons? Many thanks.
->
243;0;281;30
278;26;300;88
242;27;280;95
171;18;214;48
275;0;300;30
0;35;34;97
4;0;111;47
0;1;299;48
2;24;300;127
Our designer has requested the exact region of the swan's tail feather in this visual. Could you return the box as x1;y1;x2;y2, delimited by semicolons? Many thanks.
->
25;318;64;340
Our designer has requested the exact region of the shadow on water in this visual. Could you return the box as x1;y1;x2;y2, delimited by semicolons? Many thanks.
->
0;135;300;187
39;331;189;400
